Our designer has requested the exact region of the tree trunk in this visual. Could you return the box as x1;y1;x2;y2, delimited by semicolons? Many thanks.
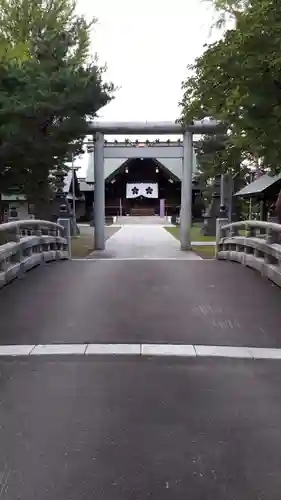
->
25;170;54;221
27;191;53;221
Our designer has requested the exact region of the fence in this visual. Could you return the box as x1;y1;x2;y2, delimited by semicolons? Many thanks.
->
216;219;281;287
0;220;69;289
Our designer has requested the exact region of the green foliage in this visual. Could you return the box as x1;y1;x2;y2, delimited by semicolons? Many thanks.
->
204;0;249;26
0;0;94;64
0;0;114;217
180;0;281;178
193;132;249;192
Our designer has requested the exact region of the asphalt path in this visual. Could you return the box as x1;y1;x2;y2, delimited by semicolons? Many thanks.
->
0;259;281;347
1;259;281;498
1;357;281;499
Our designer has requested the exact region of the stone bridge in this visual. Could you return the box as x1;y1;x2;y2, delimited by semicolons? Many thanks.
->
1;218;281;499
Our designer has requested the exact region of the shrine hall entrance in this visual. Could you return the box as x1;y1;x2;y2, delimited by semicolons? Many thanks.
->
104;157;181;217
128;196;157;217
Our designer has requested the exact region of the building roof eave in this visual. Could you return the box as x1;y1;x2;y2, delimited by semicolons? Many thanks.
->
234;173;281;198
85;148;199;184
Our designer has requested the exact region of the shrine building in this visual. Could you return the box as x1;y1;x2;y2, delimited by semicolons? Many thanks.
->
85;139;200;217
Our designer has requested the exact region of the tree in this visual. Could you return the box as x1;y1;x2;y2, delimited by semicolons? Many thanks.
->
204;0;250;27
0;0;115;218
0;0;93;64
180;0;281;178
194;132;249;192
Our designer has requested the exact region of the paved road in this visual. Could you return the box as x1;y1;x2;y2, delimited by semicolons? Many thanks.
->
1;260;280;347
1;259;281;498
2;356;281;500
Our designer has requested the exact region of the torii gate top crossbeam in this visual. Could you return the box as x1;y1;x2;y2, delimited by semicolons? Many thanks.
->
87;120;224;135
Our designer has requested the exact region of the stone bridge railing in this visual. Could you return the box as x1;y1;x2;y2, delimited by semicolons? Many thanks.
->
0;219;69;289
216;219;281;287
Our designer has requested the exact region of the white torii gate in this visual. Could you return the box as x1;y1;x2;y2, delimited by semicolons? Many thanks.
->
88;120;224;252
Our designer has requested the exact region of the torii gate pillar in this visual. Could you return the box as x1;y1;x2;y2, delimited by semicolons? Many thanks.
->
93;132;105;251
180;131;193;250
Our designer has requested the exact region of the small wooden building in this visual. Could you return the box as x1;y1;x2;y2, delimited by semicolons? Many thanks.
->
0;170;83;222
234;172;281;220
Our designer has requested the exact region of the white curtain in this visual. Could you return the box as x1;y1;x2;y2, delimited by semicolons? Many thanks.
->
126;183;158;199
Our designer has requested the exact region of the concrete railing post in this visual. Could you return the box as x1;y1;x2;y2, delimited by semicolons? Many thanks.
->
215;218;228;257
57;218;71;258
266;227;279;245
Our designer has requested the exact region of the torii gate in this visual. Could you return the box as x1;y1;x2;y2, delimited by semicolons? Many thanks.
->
88;120;223;251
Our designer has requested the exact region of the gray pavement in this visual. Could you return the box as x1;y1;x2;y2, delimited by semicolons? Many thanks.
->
90;225;202;259
1;260;281;347
2;357;281;499
1;258;281;498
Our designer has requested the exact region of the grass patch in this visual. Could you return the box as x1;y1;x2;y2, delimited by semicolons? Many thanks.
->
71;235;94;258
165;225;216;259
192;246;215;259
165;225;215;242
189;224;216;242
70;226;122;258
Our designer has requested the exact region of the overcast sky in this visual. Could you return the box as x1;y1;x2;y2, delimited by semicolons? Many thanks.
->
75;0;223;174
